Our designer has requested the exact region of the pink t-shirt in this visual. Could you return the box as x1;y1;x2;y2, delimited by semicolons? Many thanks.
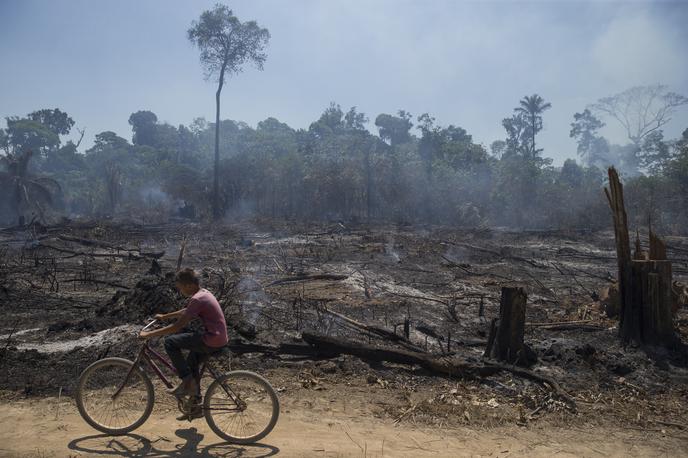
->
183;288;228;348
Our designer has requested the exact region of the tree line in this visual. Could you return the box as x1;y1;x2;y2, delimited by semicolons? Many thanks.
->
1;91;686;232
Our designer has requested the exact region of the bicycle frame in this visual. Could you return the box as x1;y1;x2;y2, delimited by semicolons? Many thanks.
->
112;326;241;412
113;339;218;396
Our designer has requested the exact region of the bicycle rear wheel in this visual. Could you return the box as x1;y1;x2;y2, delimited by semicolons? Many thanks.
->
76;357;155;435
204;370;279;444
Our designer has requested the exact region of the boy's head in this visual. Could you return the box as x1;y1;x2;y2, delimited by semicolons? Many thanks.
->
175;268;200;297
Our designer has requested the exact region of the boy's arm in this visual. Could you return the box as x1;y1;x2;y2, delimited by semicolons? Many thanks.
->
154;309;186;321
139;312;192;339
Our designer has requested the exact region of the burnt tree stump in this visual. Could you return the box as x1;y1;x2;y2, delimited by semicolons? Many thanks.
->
484;286;536;366
631;260;675;346
605;167;634;343
605;167;678;347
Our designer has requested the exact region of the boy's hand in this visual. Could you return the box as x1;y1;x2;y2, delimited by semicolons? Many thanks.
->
139;330;153;339
154;313;166;321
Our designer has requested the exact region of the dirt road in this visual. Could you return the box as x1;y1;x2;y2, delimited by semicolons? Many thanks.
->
0;396;684;458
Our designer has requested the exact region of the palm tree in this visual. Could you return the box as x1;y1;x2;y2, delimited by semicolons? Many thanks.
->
515;94;551;158
0;150;61;225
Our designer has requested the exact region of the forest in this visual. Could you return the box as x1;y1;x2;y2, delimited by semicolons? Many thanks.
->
2;85;687;232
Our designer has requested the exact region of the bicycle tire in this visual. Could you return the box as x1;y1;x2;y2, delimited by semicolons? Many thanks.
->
204;370;279;444
76;357;155;435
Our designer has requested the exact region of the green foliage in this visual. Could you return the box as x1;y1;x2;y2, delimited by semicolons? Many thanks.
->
128;110;158;146
514;94;552;159
639;130;671;173
570;109;611;168
187;4;270;80
4;118;60;156
2;97;686;234
28;108;74;136
375;111;413;147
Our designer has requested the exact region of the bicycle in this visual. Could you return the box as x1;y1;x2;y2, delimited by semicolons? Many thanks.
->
75;320;280;444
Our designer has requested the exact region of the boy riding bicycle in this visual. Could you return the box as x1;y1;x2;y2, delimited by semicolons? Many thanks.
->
139;268;228;406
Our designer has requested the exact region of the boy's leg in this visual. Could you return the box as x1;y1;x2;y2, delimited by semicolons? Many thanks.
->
186;340;217;394
163;332;197;379
164;333;208;396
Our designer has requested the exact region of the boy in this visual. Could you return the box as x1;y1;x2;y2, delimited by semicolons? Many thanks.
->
139;268;228;401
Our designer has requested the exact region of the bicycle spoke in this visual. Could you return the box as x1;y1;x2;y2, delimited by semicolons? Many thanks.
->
78;359;152;433
205;372;277;442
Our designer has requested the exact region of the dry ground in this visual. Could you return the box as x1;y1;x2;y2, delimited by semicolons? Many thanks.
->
1;392;685;458
1;220;688;456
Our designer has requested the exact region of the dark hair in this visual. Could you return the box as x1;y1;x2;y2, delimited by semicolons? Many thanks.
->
175;268;200;285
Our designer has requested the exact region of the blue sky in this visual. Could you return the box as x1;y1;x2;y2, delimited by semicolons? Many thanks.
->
1;0;687;165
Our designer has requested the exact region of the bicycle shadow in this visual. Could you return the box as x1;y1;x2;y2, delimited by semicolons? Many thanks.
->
67;428;280;457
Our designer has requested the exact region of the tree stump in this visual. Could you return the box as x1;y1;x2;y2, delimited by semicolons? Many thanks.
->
484;286;536;366
631;260;675;346
605;168;677;347
604;167;634;343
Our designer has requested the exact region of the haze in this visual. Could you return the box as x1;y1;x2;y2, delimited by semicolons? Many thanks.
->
2;0;687;164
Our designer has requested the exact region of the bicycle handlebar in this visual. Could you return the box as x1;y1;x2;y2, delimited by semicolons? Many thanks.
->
141;319;158;332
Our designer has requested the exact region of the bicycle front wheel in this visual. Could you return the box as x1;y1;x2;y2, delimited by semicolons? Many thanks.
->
204;370;279;444
76;357;155;435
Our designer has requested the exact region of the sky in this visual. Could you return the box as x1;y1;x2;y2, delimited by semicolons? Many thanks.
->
1;0;687;165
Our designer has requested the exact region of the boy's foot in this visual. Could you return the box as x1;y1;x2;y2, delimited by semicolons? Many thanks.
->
176;406;203;421
167;376;198;396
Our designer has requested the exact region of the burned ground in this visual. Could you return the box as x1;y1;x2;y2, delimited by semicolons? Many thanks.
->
1;220;687;433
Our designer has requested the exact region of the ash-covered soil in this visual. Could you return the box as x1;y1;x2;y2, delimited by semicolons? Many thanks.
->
1;219;687;432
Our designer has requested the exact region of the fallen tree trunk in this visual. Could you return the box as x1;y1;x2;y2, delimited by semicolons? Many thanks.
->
319;306;425;352
266;274;348;287
301;332;575;410
56;235;164;259
226;340;316;356
35;242;163;260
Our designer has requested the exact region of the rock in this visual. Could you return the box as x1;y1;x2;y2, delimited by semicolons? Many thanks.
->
337;356;355;374
575;344;596;358
318;361;338;374
47;320;71;334
608;360;635;376
543;342;565;361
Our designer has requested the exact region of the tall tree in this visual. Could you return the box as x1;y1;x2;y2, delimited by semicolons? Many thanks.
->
514;94;551;158
128;110;158;147
591;85;688;147
188;4;270;219
417;113;442;181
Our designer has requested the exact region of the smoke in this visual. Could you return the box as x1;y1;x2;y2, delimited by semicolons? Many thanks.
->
236;275;267;326
592;11;686;89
